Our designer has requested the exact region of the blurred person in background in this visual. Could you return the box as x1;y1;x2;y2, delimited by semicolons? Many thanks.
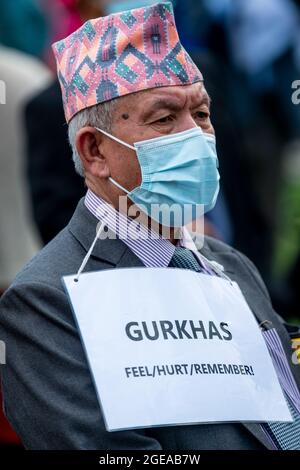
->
225;0;300;316
0;0;48;58
272;0;300;320
0;0;53;448
0;44;51;446
0;47;51;290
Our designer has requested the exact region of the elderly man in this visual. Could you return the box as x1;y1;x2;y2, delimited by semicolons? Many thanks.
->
0;2;299;450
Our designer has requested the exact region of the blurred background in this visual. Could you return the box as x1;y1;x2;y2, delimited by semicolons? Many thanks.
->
0;0;299;446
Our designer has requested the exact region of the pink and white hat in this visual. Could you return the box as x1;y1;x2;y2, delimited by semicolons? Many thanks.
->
52;2;203;123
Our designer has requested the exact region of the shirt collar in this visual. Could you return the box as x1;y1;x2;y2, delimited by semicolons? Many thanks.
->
85;189;175;267
84;189;213;273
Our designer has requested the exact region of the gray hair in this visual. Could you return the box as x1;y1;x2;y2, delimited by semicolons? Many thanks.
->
68;100;117;177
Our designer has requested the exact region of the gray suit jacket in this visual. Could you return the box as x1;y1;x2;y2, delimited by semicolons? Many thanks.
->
0;198;299;450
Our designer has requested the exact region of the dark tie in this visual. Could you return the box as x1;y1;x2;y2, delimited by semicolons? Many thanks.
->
168;247;201;272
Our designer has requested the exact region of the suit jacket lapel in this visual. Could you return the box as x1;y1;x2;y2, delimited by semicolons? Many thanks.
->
68;198;129;266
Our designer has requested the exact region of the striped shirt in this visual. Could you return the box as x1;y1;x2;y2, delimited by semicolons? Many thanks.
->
85;189;300;449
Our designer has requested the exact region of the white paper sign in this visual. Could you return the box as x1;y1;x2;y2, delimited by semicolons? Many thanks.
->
63;268;292;431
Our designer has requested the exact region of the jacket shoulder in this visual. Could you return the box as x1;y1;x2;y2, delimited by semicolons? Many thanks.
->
204;235;236;254
203;236;271;302
10;226;84;293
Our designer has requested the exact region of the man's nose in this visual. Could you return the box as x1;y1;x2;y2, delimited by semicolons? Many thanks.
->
179;114;198;133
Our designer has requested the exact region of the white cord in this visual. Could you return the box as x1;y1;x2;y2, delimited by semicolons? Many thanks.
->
95;127;135;150
209;260;225;272
201;255;233;284
74;221;105;282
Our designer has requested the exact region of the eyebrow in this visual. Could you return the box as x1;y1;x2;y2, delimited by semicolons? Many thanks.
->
141;93;211;122
198;94;211;108
141;99;183;121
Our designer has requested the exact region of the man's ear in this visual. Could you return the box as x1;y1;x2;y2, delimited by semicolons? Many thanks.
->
75;126;110;178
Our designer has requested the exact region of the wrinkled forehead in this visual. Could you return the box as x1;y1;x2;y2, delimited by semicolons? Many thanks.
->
114;82;209;115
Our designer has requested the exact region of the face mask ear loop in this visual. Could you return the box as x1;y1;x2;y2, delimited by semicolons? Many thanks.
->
109;177;130;194
95;127;135;151
74;221;105;283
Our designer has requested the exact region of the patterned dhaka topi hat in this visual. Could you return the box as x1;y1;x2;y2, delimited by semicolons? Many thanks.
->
52;1;203;123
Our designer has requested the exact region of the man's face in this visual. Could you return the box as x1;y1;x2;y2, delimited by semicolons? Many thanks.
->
78;81;213;208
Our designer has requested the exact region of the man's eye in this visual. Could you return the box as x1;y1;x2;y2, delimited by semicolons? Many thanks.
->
154;115;173;124
194;111;209;120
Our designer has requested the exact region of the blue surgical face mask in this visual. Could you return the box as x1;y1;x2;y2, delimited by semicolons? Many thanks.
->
95;126;220;227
